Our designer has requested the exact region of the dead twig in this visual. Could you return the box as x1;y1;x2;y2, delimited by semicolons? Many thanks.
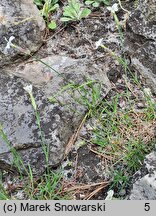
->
44;25;66;42
63;181;110;193
89;147;114;161
84;183;109;200
64;113;88;159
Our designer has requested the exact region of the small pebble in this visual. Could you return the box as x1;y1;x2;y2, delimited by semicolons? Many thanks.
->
137;102;146;109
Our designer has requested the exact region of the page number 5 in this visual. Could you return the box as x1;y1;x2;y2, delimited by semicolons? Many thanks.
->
144;203;150;211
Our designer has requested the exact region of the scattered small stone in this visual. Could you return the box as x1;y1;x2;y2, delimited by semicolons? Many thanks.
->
137;102;146;109
119;189;126;197
128;146;156;200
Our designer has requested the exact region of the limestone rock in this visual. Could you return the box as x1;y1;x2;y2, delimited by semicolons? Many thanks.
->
125;0;156;93
139;0;156;23
0;0;45;67
128;145;156;200
0;55;111;175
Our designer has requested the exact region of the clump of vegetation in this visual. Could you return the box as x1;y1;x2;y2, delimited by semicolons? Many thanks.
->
34;0;59;17
34;0;59;29
60;0;91;22
33;0;112;29
34;0;92;29
48;68;155;196
24;170;68;200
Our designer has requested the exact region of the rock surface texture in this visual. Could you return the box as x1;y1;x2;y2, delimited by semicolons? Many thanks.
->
128;145;156;200
125;0;156;93
0;1;115;175
0;0;45;67
2;0;155;181
0;55;111;174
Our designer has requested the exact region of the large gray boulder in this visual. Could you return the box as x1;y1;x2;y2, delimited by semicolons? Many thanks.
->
125;0;156;93
0;0;113;176
128;145;156;200
0;0;45;67
0;56;111;175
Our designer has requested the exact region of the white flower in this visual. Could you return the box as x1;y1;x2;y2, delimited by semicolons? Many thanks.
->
144;88;152;97
107;3;119;13
105;190;114;200
143;88;154;102
23;85;33;94
95;38;103;49
4;36;15;54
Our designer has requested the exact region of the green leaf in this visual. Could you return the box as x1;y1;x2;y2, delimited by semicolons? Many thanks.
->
80;8;91;19
48;21;57;30
34;0;43;6
103;0;110;5
70;0;78;9
92;2;100;7
60;17;74;22
85;0;94;5
48;4;59;12
30;94;37;111
49;97;58;104
73;2;81;14
41;3;49;18
63;7;76;19
64;5;78;18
